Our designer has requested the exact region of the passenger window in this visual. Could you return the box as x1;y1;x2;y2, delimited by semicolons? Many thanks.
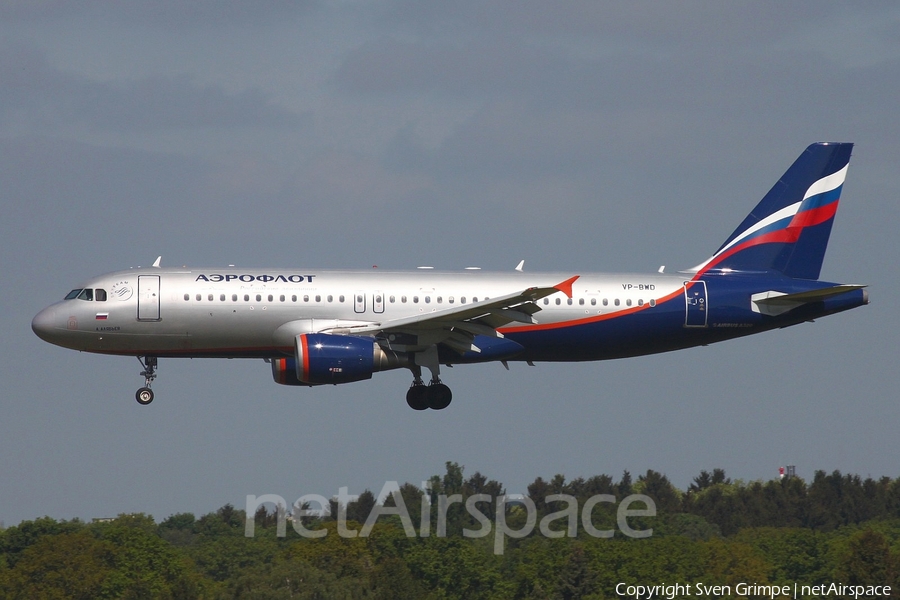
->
473;297;478;302
292;295;297;302
638;299;644;306
339;295;345;303
303;295;309;302
461;297;466;304
196;294;202;301
567;298;573;305
626;299;632;306
401;296;407;303
184;294;190;301
603;299;609;306
233;294;238;301
591;298;596;306
220;294;226;301
208;294;214;301
543;298;549;305
650;299;656;307
449;297;454;304
327;295;333;302
268;295;273;302
256;294;262;302
315;295;321;302
413;296;419;303
280;295;285;302
78;289;93;301
244;294;250;301
389;295;395;303
95;289;107;302
425;296;431;304
555;298;561;305
614;299;620;306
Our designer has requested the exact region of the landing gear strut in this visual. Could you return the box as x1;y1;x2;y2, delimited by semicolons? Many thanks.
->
405;363;452;411
135;356;157;405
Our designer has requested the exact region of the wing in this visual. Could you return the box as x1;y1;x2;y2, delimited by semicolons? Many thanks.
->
327;275;579;355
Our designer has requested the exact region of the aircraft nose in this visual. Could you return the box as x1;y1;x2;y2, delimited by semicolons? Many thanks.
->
32;306;60;343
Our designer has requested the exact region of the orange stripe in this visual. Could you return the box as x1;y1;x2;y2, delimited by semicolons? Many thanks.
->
500;287;684;334
299;334;310;381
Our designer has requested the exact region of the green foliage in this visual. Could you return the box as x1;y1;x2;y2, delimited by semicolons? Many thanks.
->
0;516;85;567
0;530;117;600
4;467;900;599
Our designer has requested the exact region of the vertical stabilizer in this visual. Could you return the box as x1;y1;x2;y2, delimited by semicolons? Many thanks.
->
693;142;853;279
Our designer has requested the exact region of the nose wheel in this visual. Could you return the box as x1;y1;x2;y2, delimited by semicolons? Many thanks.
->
136;387;154;405
135;356;157;405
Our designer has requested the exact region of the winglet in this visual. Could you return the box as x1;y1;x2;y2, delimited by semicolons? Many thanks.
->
554;275;580;298
152;256;162;268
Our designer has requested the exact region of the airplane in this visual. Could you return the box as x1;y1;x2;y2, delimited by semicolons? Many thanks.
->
32;142;868;410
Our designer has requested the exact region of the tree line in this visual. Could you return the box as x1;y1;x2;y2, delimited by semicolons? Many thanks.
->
2;463;899;599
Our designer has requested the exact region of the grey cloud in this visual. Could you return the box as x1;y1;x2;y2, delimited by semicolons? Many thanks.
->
0;0;316;27
0;43;304;132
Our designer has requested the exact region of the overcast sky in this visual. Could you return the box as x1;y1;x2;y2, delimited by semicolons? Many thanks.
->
2;2;899;527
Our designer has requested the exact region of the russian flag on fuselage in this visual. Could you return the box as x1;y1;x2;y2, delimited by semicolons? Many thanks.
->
694;142;853;280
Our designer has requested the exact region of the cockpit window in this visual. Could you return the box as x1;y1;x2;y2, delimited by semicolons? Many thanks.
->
65;289;82;300
95;289;107;302
77;289;94;301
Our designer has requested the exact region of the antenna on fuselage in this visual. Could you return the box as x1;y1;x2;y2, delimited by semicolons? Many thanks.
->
152;256;162;268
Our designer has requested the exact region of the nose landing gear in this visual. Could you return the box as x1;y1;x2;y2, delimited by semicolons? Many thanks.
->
135;356;157;405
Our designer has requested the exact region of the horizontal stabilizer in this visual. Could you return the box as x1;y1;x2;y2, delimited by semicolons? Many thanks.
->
751;285;866;316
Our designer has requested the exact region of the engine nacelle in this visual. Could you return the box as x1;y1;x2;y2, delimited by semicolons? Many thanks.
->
296;333;376;384
271;333;408;386
271;357;308;386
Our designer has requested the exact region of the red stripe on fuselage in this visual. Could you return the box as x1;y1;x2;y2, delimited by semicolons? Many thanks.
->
500;287;684;334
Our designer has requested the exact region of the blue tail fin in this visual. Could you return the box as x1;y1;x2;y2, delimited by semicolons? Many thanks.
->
694;142;853;280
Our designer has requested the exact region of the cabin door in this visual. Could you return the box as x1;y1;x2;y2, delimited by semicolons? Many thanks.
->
137;275;161;321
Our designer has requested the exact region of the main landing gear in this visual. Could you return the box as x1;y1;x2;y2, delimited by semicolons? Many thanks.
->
135;356;157;405
405;364;452;410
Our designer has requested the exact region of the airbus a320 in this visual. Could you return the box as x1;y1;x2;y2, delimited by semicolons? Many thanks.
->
33;143;868;410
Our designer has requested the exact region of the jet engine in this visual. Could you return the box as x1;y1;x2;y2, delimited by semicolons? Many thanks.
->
271;357;307;386
271;333;406;386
